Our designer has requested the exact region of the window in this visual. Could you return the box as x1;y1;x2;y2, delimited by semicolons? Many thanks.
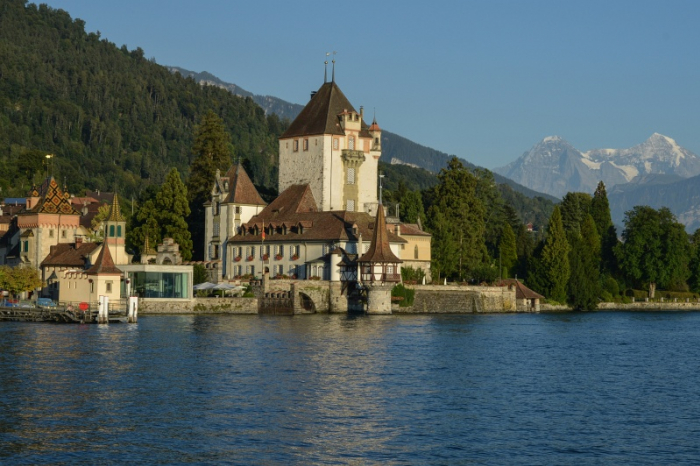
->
414;245;419;259
117;226;122;237
109;225;115;237
293;140;299;152
235;206;241;214
49;230;54;238
346;199;355;212
303;139;309;151
90;282;94;293
213;222;220;237
106;281;112;293
23;241;28;252
62;230;67;238
333;138;339;150
347;167;355;185
348;136;355;150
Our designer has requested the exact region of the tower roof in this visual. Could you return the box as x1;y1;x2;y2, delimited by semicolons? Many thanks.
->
107;193;125;222
23;177;80;216
223;163;267;206
86;242;122;275
280;81;373;139
358;205;402;264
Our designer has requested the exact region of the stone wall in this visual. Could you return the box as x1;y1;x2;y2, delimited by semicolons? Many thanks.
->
139;297;258;314
394;285;517;314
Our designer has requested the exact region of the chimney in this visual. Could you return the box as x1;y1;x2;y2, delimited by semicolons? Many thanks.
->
360;106;364;120
75;237;83;249
310;91;317;100
395;224;401;236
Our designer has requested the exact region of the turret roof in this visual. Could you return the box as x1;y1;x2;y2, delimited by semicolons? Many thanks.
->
23;178;80;216
358;205;402;264
86;242;122;275
107;193;125;222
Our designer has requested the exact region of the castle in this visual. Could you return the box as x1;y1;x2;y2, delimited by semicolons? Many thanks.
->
204;74;431;287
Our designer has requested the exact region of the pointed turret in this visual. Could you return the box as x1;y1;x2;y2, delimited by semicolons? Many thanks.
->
87;242;122;275
358;204;401;284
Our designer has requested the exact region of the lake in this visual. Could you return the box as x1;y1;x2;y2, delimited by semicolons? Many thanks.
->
2;312;700;465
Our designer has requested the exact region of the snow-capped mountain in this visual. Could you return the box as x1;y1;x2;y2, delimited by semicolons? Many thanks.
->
494;134;700;199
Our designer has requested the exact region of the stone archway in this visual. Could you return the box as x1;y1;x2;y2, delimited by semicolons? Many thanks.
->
299;292;315;312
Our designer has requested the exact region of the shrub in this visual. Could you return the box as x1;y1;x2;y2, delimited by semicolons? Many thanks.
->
391;284;415;307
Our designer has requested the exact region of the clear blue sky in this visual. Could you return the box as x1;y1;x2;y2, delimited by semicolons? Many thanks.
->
41;0;700;169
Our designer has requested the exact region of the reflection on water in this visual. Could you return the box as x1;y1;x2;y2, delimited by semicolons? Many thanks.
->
2;312;700;464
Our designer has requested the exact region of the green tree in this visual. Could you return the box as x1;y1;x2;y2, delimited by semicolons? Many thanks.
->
590;181;618;274
128;199;161;255
498;223;518;279
426;157;487;281
616;206;690;297
567;215;601;310
559;192;592;234
540;206;570;303
157;168;193;260
187;111;232;260
193;264;208;285
689;229;700;293
0;266;43;299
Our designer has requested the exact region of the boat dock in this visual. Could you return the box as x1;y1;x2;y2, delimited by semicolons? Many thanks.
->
0;297;139;324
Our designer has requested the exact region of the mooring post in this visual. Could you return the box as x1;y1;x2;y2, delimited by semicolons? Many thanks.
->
127;296;138;323
98;295;109;324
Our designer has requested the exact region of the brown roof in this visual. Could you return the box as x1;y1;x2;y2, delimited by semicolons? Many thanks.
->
386;222;431;237
497;279;544;300
359;204;402;264
222;164;266;206
85;190;115;205
86;243;122;275
41;241;100;268
228;184;405;246
280;81;372;139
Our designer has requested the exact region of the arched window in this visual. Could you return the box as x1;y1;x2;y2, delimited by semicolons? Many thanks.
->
109;225;115;237
117;226;122;237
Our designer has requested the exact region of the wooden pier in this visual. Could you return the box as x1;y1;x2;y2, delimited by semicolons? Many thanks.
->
0;298;137;324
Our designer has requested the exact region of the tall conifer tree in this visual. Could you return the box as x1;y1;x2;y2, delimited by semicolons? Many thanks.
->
499;223;518;279
541;206;570;302
187;111;232;259
590;181;618;274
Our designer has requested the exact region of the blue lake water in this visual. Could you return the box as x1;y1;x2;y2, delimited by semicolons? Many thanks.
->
2;312;700;465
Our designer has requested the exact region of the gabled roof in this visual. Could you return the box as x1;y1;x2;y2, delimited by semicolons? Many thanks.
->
497;279;544;300
263;184;317;217
41;241;100;268
359;205;402;264
86;243;122;275
228;184;405;246
280;81;372;139
222;164;266;206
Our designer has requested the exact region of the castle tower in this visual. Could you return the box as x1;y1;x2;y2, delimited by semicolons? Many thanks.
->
278;80;380;213
103;193;130;265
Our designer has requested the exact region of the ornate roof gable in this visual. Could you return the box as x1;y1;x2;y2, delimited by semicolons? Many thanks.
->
30;178;81;215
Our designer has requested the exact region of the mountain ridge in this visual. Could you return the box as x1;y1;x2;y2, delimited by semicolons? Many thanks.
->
168;66;558;203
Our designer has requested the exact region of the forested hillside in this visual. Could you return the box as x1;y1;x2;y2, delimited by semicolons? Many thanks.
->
0;0;285;197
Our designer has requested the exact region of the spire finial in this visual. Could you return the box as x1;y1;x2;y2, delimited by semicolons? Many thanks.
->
332;51;336;82
324;52;329;83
